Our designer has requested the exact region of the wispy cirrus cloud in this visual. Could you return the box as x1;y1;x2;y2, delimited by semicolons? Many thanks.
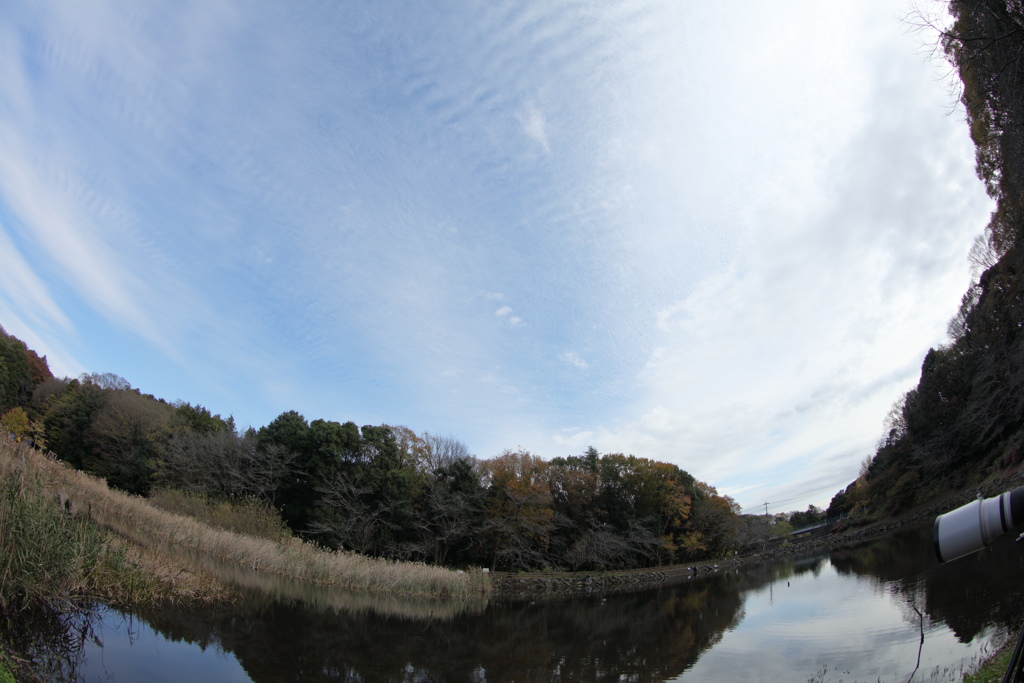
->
0;0;993;516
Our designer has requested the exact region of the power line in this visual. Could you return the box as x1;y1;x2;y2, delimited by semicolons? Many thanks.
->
742;500;781;516
740;481;849;516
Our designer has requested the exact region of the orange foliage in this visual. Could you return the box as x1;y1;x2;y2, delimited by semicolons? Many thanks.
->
24;348;53;386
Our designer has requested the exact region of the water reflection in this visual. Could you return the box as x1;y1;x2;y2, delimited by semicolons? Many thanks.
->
0;607;95;682
126;575;747;682
6;523;1024;682
830;524;1024;644
177;545;490;621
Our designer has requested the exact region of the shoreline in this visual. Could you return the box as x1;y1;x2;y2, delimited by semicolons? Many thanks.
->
7;435;1023;605
493;467;1024;599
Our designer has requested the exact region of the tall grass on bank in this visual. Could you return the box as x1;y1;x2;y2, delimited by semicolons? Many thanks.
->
0;441;490;600
0;446;206;611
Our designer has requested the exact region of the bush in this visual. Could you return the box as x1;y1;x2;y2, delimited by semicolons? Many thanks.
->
148;488;291;542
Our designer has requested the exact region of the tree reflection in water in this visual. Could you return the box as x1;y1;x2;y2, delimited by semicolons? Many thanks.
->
0;606;101;683
128;576;747;682
4;523;1023;682
830;523;1024;644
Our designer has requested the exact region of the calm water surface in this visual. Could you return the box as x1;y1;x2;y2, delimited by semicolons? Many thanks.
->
15;522;1024;682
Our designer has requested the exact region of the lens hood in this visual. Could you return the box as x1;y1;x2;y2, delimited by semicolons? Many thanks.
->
934;485;1024;563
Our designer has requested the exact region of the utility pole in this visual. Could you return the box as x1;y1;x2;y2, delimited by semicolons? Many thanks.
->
763;501;770;517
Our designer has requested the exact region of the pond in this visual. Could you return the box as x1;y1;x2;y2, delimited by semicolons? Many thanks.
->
9;522;1024;682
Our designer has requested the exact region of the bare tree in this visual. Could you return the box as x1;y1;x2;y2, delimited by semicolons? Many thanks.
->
948;282;983;341
564;521;631;571
159;429;294;502
878;394;910;450
30;377;69;411
969;232;1002;279
406;474;484;565
310;473;399;555
81;372;131;391
422;433;472;473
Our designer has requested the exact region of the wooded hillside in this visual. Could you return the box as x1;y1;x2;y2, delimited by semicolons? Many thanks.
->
830;0;1024;518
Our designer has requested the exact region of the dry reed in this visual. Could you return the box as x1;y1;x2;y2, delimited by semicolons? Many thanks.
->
0;442;228;609
148;488;291;542
0;441;490;600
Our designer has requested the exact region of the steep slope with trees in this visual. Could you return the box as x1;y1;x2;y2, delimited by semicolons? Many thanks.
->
830;0;1024;519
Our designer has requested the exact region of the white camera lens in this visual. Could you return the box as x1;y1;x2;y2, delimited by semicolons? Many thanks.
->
934;486;1024;563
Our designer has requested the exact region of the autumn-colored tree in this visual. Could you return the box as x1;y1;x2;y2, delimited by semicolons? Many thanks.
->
482;449;554;570
686;483;741;558
387;425;431;471
0;406;30;438
22;348;52;387
593;453;701;565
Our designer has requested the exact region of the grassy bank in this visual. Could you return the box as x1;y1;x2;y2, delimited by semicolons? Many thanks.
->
0;445;228;611
964;637;1015;682
0;440;490;601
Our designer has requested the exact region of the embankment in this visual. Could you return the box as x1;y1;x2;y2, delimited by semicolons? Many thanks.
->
0;440;489;601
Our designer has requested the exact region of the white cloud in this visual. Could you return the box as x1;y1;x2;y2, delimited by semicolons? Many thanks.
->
518;102;550;154
559;351;588;369
0;222;73;334
539;1;992;512
493;306;523;327
0;147;164;347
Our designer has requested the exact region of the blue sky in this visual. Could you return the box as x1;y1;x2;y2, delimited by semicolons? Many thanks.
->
0;0;993;514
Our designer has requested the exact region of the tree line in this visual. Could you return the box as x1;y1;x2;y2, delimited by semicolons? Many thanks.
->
0;327;741;571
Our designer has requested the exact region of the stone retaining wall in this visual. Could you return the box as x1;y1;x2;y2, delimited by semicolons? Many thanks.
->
491;560;740;599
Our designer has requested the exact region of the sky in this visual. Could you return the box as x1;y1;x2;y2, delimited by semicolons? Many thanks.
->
0;0;994;515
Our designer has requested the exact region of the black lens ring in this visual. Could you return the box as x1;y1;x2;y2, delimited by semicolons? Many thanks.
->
1011;486;1024;530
